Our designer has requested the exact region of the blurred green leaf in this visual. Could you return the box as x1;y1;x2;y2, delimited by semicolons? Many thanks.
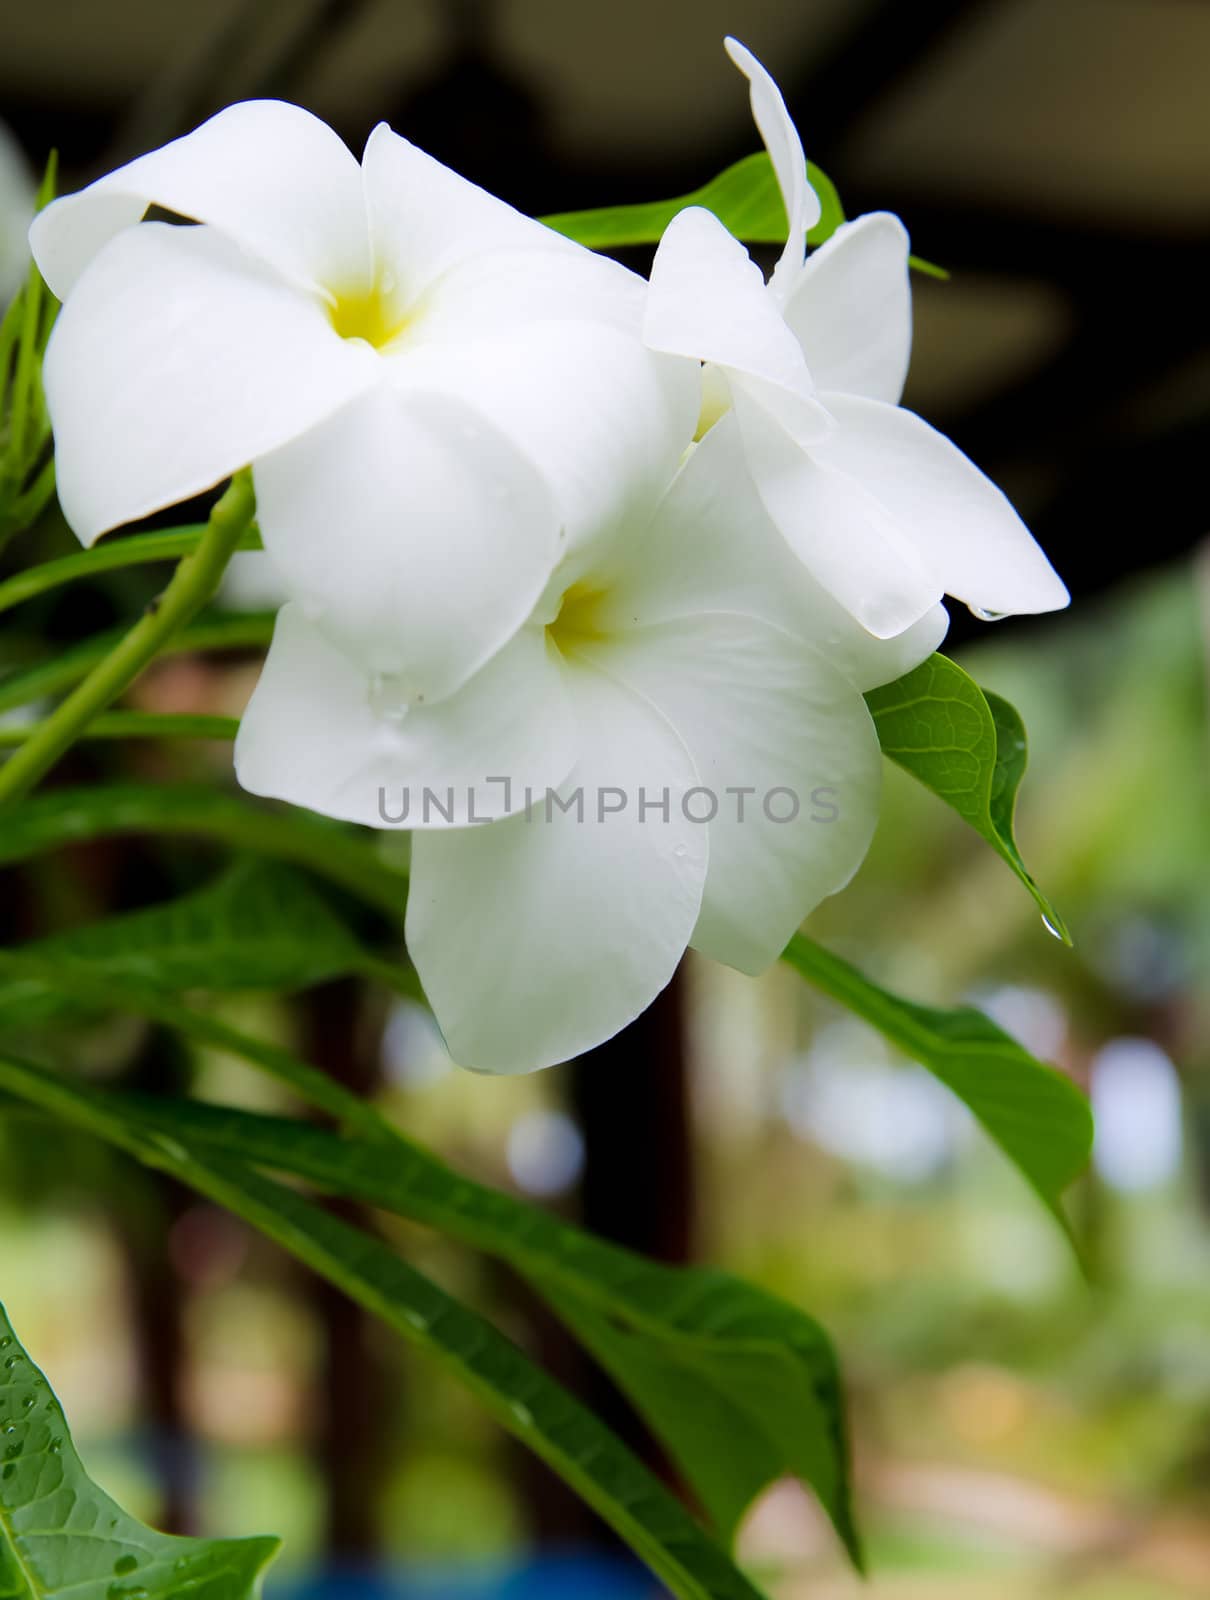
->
782;933;1093;1236
0;1057;770;1600
0;784;403;915
55;1089;860;1563
0;711;238;748
542;151;845;249
0;611;274;715
0;154;59;548
865;652;1070;943
0;1299;279;1599
0;524;263;618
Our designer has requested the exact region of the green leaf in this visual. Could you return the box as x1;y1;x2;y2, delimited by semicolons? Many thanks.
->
0;1058;769;1600
0;1300;278;1599
0;612;274;715
541;151;944;275
0;712;239;748
0;784;404;917
782;933;1093;1236
0;861;365;1015
0;525;263;619
865;652;1070;943
542;151;846;250
58;1090;860;1563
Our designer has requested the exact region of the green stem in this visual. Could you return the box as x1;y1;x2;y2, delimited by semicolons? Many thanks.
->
0;472;255;805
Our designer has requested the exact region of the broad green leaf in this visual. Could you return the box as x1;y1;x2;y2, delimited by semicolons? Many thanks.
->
0;612;274;715
0;1300;278;1599
782;933;1092;1235
56;1089;859;1563
0;784;404;916
865;652;1070;943
542;151;845;250
0;1058;768;1600
0;526;262;619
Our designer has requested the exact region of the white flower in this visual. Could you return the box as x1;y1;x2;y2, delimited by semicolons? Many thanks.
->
235;411;945;1074
644;37;1069;639
31;102;693;703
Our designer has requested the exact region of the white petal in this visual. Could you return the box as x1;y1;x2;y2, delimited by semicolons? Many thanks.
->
813;393;1071;617
598;415;948;690
388;321;697;573
43;224;376;544
724;37;820;296
362;124;577;311
784;213;912;404
585;613;880;973
31;100;368;301
407;663;707;1074
254;384;559;702
730;384;944;637
235;606;576;829
645;206;812;393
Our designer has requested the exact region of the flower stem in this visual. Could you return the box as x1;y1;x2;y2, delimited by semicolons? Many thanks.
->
0;471;256;806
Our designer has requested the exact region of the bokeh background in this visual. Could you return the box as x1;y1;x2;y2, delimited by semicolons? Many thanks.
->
2;1;1209;1596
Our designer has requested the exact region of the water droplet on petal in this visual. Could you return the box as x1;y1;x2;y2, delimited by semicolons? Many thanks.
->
966;603;1010;623
673;843;688;859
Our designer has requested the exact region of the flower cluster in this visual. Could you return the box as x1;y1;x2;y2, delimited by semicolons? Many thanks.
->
31;40;1066;1073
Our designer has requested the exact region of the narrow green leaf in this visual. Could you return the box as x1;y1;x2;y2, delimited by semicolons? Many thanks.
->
782;933;1092;1235
542;151;845;250
865;652;1070;943
0;711;238;747
0;1300;278;1599
63;1090;860;1563
0;1058;769;1600
0;612;274;715
0;526;262;618
0;784;404;916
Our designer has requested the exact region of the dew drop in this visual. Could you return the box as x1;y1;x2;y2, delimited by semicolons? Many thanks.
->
510;1401;533;1428
672;843;688;859
402;1310;428;1333
966;603;1009;623
0;1338;10;1350
2;1464;14;1480
113;1556;138;1576
3;1425;15;1436
1040;911;1066;941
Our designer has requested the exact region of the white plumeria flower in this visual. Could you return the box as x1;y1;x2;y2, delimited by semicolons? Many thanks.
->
30;102;692;703
0;121;34;304
645;37;1069;639
236;408;946;1074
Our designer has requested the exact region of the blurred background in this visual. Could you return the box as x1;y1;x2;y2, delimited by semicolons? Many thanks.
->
1;1;1209;1596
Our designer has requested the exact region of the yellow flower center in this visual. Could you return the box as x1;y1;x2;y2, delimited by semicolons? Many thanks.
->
326;281;410;351
546;580;611;655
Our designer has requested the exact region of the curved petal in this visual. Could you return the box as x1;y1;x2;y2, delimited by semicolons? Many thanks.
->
407;663;707;1073
730;384;944;637
814;393;1071;617
598;416;949;690
43;223;376;544
784;213;912;404
234;606;576;829
724;37;820;297
362;123;578;314
254;384;559;702
388;321;698;574
31;100;368;301
645;206;810;391
586;613;881;973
